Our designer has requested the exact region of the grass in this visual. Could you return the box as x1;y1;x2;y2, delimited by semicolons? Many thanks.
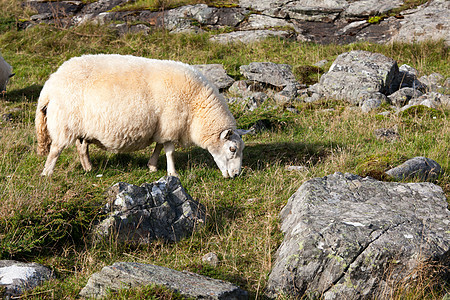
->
0;1;449;299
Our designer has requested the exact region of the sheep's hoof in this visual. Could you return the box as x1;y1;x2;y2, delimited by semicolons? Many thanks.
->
167;171;180;178
148;165;158;173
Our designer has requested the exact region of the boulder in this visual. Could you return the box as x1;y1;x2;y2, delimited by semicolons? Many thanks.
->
79;262;248;299
240;62;297;88
94;176;205;243
315;50;399;105
391;0;450;46
0;260;53;298
385;156;443;181
267;172;450;299
194;64;235;90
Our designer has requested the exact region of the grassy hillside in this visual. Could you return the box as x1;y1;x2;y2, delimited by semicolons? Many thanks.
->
0;1;449;299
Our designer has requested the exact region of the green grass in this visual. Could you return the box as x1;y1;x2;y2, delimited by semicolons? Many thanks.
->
0;1;449;299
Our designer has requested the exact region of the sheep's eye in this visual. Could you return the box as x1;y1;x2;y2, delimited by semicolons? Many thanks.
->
229;146;236;153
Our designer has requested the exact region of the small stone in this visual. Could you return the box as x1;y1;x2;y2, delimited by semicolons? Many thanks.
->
202;252;220;267
285;165;308;172
374;127;401;142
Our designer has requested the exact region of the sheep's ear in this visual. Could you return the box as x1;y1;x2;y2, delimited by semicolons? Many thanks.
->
235;129;253;136
220;129;233;140
9;73;15;78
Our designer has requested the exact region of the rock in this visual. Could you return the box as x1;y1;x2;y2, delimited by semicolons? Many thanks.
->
0;260;53;298
385;156;443;181
267;172;450;299
313;59;328;68
240;62;296;88
373;127;401;142
79;262;248;299
419;73;446;92
110;23;152;36
344;0;403;18
285;165;308;172
194;64;235;90
24;0;83;17
398;64;427;91
391;0;450;46
274;82;304;104
239;14;294;31
228;80;251;97
94;176;206;243
360;94;384;113
315;50;399;105
209;30;291;44
202;252;220;267
21;0;450;46
401;91;450;110
388;87;423;107
242;92;268;111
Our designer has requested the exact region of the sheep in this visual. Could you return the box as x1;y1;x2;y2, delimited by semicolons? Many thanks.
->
0;53;14;93
35;54;247;178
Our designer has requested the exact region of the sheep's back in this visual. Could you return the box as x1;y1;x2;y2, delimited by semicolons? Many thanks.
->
44;55;206;152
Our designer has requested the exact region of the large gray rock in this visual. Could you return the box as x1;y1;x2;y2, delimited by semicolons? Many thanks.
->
385;156;443;181
267;172;450;299
315;50;399;105
0;260;53;298
79;262;248;299
391;0;450;46
94;176;205;243
240;62;296;88
194;64;235;90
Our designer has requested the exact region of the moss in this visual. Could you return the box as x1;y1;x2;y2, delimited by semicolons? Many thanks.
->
367;16;383;24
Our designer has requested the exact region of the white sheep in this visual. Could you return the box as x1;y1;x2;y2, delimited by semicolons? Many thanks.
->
0;53;14;93
35;54;246;178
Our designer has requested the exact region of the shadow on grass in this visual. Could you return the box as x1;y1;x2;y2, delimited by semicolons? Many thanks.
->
2;84;42;102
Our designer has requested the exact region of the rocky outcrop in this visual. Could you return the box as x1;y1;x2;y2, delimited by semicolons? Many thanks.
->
267;172;450;299
79;262;248;299
21;0;450;46
94;176;205;243
0;260;53;298
312;50;399;106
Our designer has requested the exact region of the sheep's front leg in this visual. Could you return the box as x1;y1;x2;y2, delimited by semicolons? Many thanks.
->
76;138;92;172
148;143;163;172
41;143;65;176
164;142;179;177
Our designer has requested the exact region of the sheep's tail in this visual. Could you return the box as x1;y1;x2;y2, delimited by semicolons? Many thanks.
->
35;92;51;156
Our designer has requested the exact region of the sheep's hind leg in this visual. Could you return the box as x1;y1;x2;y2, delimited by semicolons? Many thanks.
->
41;143;65;176
164;142;179;177
76;138;92;172
148;143;163;172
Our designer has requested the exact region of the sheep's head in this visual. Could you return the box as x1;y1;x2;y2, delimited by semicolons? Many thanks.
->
209;129;246;178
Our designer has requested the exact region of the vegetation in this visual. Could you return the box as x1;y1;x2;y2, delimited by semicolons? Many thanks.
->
0;0;449;299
